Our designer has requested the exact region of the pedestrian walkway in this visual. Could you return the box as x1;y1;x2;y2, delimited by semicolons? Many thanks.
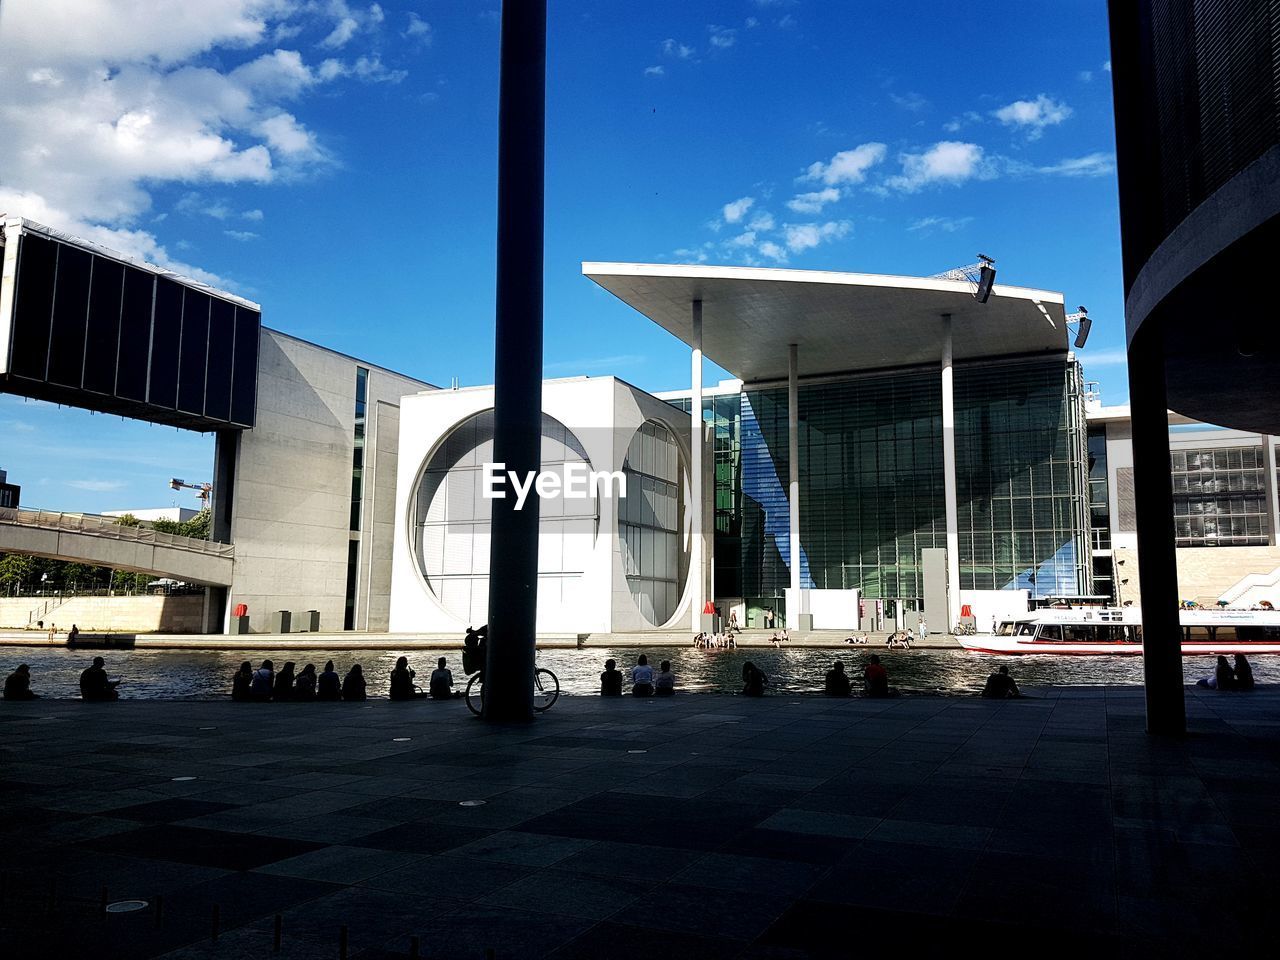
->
0;687;1275;957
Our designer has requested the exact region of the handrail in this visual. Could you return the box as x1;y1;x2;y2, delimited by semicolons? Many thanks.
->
0;507;234;558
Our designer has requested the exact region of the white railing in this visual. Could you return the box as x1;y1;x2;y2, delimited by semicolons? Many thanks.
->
0;507;234;558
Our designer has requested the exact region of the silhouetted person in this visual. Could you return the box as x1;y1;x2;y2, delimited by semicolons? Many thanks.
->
462;624;488;677
631;655;655;697
67;624;80;644
655;660;675;696
273;662;296;701
429;657;455;699
863;655;889;698
824;662;851;697
1234;654;1255;691
231;661;253;702
1214;655;1235;691
4;664;38;700
741;661;767;697
390;656;427;700
600;659;623;696
317;660;341;701
250;659;274;701
981;665;1020;699
294;663;317;701
80;656;120;701
342;664;367;701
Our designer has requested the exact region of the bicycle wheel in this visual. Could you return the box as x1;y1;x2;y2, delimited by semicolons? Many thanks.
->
533;667;560;712
465;673;483;716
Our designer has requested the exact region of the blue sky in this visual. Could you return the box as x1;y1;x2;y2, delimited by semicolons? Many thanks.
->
0;0;1125;513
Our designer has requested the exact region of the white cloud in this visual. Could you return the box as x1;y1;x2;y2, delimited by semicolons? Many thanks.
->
747;211;775;231
1078;70;1093;83
758;240;787;262
890;91;928;112
884;141;989;192
1103;60;1112;72
786;187;841;214
722;196;755;224
993;94;1072;139
784;220;851;252
243;208;264;221
402;12;432;43
67;479;127;492
708;25;737;49
908;215;974;233
662;39;695;59
804;143;887;186
943;110;982;133
728;230;758;248
320;17;360;49
223;229;259;241
1036;153;1115;177
176;192;232;220
644;65;665;78
256;112;323;159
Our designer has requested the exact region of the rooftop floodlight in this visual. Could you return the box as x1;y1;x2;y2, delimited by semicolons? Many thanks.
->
1067;306;1092;348
169;478;183;490
974;253;996;303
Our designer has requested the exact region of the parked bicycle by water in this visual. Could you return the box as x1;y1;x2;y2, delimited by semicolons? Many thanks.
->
460;624;560;715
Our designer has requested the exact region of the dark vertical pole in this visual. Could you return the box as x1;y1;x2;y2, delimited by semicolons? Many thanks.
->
1128;324;1186;735
483;0;546;722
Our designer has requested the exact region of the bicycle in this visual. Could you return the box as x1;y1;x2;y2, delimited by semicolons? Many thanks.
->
464;664;560;715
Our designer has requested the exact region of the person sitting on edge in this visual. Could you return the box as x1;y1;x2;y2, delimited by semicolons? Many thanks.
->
429;657;456;699
741;661;767;697
273;662;296;701
824;662;851;697
342;664;367;701
250;660;274;701
600;659;623;696
1234;654;1255;691
231;661;253;702
654;660;675;696
863;655;889;698
1214;654;1235;691
294;663;318;701
389;656;427;700
981;665;1020;699
80;656;120;701
631;655;655;696
67;624;80;644
317;660;341;701
4;664;38;700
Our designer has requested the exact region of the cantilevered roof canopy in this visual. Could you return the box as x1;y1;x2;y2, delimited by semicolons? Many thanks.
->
583;262;1070;382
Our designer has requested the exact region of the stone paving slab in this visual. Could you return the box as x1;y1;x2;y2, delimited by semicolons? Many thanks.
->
1;686;1277;957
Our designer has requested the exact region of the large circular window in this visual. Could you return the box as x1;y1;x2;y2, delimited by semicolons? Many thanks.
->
617;420;688;625
412;410;596;624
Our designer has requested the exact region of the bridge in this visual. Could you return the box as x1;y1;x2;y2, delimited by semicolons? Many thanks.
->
0;507;234;587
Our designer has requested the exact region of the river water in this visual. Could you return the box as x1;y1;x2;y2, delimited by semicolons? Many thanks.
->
3;645;1276;700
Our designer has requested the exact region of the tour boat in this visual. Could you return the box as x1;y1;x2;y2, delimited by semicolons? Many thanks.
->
959;607;1280;655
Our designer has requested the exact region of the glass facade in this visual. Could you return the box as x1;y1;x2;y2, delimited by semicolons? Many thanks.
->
344;366;369;630
1170;446;1271;546
618;421;687;626
684;356;1091;612
411;410;597;626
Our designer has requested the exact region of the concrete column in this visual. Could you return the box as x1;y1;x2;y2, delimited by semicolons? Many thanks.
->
690;300;704;627
1265;436;1279;547
941;315;961;633
788;344;801;597
482;0;545;722
1129;325;1185;735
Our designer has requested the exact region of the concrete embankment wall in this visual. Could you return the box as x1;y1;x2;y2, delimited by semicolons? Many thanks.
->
0;595;205;633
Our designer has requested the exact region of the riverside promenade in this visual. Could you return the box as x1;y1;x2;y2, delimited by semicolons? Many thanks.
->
1;687;1275;958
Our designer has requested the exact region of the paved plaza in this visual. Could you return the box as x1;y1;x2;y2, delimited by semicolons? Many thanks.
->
1;687;1276;958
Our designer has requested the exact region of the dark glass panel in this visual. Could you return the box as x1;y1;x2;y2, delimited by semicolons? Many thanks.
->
229;307;260;426
48;244;92;387
203;297;234;421
116;267;154;402
83;258;124;395
9;233;58;380
148;278;183;408
178;290;210;415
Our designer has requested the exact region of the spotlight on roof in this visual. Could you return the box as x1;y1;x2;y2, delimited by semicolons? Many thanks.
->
974;254;996;303
1068;306;1091;349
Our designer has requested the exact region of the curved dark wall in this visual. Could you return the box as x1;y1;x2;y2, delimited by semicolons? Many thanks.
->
1109;0;1280;432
